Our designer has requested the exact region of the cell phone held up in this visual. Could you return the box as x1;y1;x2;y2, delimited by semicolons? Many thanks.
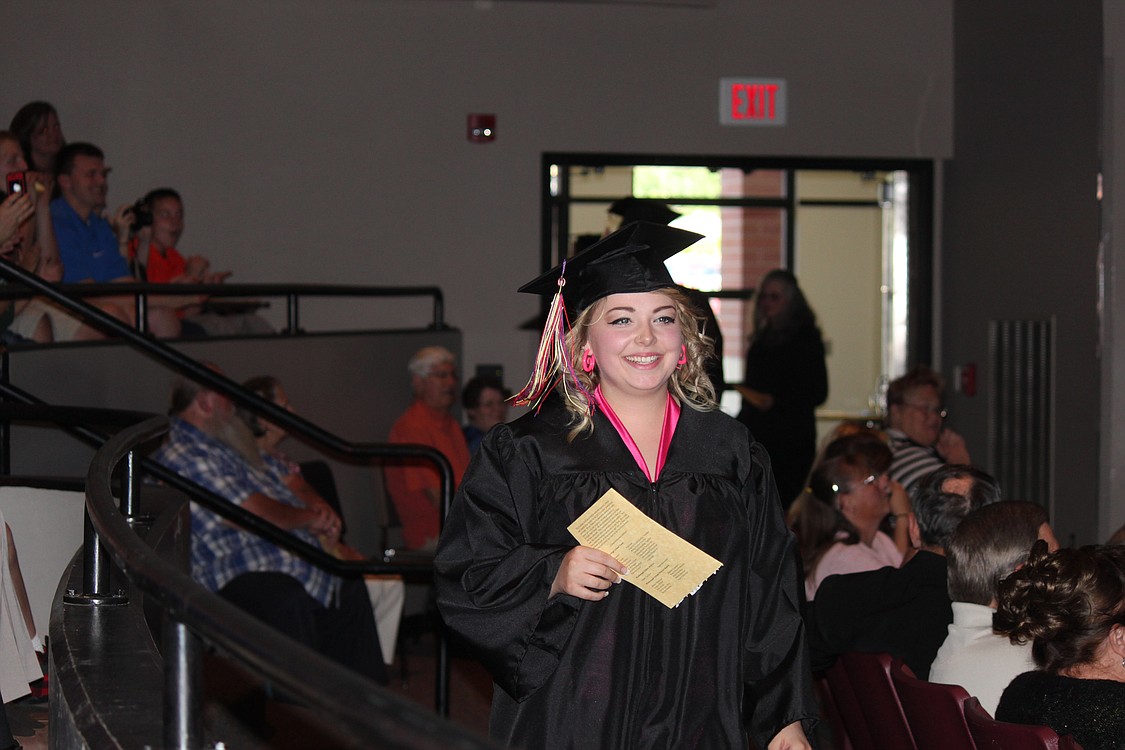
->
5;171;27;197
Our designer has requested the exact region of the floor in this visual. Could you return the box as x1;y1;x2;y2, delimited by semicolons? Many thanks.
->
4;632;492;749
5;697;46;750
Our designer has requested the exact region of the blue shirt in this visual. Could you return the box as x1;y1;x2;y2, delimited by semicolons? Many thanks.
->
49;197;131;282
154;418;338;607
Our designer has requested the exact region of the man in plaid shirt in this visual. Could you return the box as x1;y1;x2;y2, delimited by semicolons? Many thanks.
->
155;373;386;684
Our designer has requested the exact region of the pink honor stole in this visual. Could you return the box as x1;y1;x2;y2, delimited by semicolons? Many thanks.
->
592;386;681;482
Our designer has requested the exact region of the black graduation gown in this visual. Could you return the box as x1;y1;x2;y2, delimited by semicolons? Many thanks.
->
434;399;817;749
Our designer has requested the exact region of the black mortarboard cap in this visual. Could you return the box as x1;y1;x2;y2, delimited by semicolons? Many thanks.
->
607;197;681;226
518;221;703;314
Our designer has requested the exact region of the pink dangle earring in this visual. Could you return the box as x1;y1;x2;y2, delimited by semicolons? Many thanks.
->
676;344;687;369
582;349;597;373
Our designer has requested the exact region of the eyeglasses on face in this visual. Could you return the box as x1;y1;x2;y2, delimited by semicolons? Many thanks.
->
832;473;880;494
904;401;948;419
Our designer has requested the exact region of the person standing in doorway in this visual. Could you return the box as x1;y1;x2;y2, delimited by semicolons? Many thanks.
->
736;269;828;508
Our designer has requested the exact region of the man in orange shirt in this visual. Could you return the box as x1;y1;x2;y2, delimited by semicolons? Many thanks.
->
385;346;471;550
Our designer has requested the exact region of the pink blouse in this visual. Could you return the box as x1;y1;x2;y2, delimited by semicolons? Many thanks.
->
805;530;903;600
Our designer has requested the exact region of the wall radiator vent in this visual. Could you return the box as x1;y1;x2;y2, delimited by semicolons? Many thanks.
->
987;319;1054;510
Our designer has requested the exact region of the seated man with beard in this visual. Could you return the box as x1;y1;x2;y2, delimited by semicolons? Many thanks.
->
154;370;386;684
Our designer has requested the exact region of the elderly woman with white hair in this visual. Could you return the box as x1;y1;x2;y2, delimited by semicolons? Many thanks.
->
385;345;471;550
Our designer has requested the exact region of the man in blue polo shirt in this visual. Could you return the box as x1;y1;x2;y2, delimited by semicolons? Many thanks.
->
50;142;131;283
50;142;182;337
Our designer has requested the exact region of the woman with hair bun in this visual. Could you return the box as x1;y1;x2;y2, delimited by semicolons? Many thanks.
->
994;543;1125;750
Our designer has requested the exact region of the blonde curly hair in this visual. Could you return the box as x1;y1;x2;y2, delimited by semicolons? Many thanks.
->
557;288;717;441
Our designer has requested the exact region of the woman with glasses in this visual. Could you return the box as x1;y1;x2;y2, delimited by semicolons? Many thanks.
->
791;432;912;600
885;365;971;495
735;269;828;509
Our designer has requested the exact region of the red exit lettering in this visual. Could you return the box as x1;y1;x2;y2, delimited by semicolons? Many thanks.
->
730;83;778;121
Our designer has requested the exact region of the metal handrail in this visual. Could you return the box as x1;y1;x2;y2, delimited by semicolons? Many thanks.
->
0;266;461;706
0;395;431;577
0;256;454;476
86;415;497;750
0;378;455;711
0;256;446;334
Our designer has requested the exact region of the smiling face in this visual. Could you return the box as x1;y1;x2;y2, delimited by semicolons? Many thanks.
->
0;136;28;175
29;111;64;167
891;384;944;447
583;291;684;404
150;195;184;250
59;153;109;217
467;386;508;432
414;361;459;412
836;470;893;532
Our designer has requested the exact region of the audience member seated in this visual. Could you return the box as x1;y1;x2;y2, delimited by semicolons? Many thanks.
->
806;465;975;678
128;188;272;337
241;374;404;666
154;370;386;684
460;375;509;454
2;131;130;343
993;543;1125;750
931;462;1002;508
0;190;50;343
930;500;1057;714
792;432;911;600
0;185;41;340
50;142;184;337
885;365;971;496
9;101;64;176
385;346;471;551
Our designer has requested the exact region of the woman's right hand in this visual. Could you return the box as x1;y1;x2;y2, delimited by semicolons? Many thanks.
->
936;428;971;464
551;546;628;601
0;191;34;247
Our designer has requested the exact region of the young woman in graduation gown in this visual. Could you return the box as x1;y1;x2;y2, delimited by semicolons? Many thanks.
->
435;222;817;750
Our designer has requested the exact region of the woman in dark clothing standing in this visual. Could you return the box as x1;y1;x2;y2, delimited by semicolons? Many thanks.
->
736;269;828;508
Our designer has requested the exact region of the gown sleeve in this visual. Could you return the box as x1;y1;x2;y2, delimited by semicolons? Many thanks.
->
434;424;581;702
742;441;820;746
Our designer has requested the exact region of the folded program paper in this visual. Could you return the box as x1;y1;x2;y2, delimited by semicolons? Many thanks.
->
567;488;723;609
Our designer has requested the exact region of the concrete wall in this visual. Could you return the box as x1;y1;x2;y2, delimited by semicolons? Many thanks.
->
1103;3;1125;543
943;1;1102;545
1;0;954;396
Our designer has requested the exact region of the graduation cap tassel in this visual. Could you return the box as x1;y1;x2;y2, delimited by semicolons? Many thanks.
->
512;263;590;413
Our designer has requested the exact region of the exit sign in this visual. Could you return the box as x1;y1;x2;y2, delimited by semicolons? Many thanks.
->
720;77;786;126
